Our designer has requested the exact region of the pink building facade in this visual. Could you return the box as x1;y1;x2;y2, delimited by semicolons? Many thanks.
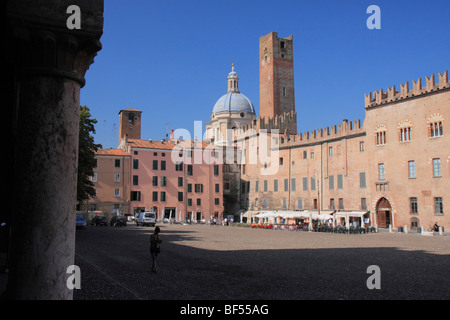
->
122;138;224;222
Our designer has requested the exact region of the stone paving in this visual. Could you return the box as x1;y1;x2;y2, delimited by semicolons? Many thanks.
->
72;223;450;300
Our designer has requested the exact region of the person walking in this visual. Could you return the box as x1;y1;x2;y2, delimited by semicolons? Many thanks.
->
150;226;162;273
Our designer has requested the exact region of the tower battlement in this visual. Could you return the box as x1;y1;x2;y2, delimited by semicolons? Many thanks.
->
365;70;449;109
259;110;297;134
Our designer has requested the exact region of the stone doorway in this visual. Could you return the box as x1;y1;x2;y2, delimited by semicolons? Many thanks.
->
376;197;392;228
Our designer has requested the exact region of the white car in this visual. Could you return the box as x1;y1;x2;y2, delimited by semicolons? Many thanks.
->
135;211;156;227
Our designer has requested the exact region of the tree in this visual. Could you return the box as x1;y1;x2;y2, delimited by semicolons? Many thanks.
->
77;105;102;205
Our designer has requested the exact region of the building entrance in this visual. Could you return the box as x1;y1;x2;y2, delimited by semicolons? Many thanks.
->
376;197;392;228
164;207;176;220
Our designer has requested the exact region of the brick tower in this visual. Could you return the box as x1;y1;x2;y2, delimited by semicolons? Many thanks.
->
118;108;142;144
259;32;297;133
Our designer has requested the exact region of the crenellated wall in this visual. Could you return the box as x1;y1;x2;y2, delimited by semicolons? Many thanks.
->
365;70;449;109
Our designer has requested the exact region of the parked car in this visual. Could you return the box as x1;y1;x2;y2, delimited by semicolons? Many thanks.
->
135;211;156;227
90;216;108;226
76;215;86;229
110;215;127;227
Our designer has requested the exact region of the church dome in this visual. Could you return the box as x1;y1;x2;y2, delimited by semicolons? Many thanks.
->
212;64;255;116
212;92;255;115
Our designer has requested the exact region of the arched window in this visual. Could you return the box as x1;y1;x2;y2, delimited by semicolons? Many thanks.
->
428;113;444;137
398;120;412;142
374;124;387;145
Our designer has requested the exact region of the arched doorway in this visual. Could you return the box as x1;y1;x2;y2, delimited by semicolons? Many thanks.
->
376;197;392;228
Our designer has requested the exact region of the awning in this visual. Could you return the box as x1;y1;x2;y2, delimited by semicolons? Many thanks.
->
335;210;369;218
254;211;278;218
242;210;259;219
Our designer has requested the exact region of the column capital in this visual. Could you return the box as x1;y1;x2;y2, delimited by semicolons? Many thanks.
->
7;0;104;87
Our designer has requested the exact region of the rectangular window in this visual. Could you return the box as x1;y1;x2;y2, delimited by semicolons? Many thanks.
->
433;158;441;177
360;141;365;151
115;159;120;167
264;180;268;192
361;198;367;210
91;173;98;182
178;192;183;202
279;157;284;166
303;177;308;191
195;184;204;193
161;176;167;187
152;191;158;202
378;163;385;180
215;198;220;205
114;188;120;197
408;161;416;178
215;184;220;193
197;198;201;206
130;191;141;201
114;173;120;182
310;177;316;191
161;160;166;171
178;177;183;187
330;198;335;209
297;199;303;210
410;197;418;214
214;165;219;176
337;174;343;189
152;176;158;187
329;175;334;190
263;199;267;209
175;162;183;171
133;175;139;186
291;178;296;192
255;181;259;192
152;160;158;170
133;159;139;169
360;172;366;188
187;183;192;193
187;165;193;176
282;199;287;209
329;147;333;156
160;191;166;202
274;179;278;192
434;197;443;214
187;198;192;206
303;151;307;159
284;179;288;192
339;198;344;210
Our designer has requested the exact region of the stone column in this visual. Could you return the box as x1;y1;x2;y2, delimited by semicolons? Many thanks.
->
5;0;103;299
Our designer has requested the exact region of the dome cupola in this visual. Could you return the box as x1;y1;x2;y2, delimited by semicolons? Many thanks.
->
212;64;255;116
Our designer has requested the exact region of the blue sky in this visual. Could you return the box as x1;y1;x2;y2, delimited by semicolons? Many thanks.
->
81;0;450;149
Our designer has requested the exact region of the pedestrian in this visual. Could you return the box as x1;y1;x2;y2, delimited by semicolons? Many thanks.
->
150;226;162;273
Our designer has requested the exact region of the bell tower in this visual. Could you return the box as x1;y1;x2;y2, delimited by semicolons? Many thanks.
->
118;108;142;144
259;32;297;133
